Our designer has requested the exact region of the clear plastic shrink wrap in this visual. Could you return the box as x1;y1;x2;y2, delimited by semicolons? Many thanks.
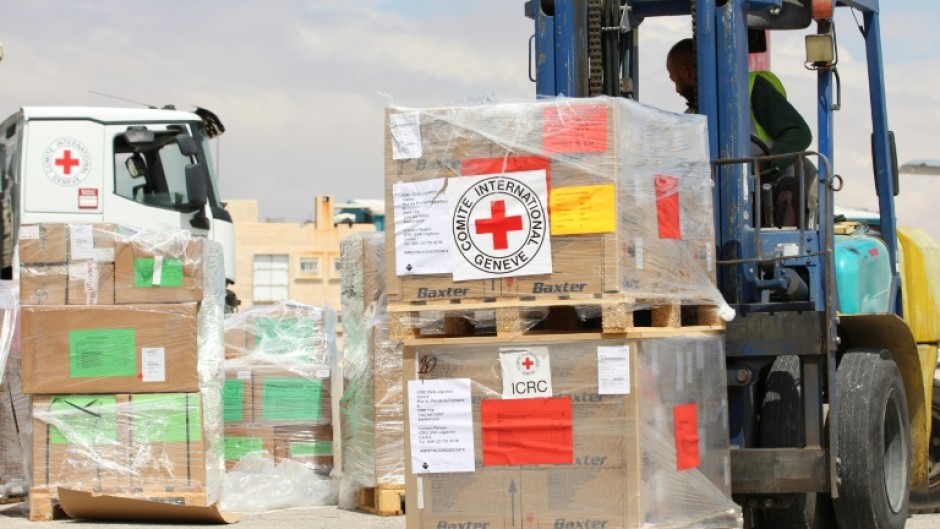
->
0;280;28;501
221;301;339;511
385;97;733;321
337;233;405;509
21;223;226;507
404;333;741;529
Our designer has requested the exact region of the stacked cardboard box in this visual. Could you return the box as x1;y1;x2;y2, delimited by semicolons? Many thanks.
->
384;97;728;313
403;334;741;529
19;224;226;519
338;233;405;510
222;303;337;477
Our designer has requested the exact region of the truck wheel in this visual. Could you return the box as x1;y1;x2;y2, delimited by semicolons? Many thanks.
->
833;351;910;529
909;379;940;513
758;355;834;529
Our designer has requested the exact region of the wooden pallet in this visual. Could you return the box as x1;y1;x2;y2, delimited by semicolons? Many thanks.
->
358;485;405;516
28;486;207;522
388;297;724;341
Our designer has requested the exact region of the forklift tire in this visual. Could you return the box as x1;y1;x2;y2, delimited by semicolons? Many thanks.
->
909;378;940;513
758;355;834;529
833;351;910;529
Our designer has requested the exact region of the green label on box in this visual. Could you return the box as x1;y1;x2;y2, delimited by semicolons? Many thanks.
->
223;379;244;423
69;328;137;378
134;257;184;288
49;395;120;445
262;377;321;421
254;318;315;357
224;436;263;461
290;440;332;457
132;394;202;443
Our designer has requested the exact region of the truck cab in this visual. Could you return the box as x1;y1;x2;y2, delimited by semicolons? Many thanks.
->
0;107;237;304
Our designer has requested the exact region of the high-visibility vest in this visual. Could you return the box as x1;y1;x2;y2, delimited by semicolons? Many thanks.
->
749;70;788;143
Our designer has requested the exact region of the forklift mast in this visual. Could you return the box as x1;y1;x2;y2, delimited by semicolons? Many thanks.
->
526;2;921;526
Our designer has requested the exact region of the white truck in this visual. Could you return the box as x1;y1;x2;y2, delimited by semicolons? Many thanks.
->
0;106;239;309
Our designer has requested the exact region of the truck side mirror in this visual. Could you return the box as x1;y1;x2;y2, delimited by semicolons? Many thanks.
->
185;163;210;230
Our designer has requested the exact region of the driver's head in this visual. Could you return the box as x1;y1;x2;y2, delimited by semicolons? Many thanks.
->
666;38;696;108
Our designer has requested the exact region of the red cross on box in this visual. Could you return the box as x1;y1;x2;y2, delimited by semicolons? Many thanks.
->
55;150;80;175
522;356;535;370
475;200;523;250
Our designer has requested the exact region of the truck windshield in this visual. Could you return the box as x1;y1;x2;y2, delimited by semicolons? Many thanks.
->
113;124;222;211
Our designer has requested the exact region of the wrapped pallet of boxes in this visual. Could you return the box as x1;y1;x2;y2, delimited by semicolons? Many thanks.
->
384;97;731;319
338;233;406;514
220;302;339;510
403;333;741;529
17;224;227;521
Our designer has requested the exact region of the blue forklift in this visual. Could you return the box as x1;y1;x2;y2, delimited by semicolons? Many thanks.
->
526;1;935;527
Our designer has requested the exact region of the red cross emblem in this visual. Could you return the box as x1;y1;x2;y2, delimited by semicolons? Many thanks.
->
55;150;80;175
521;356;535;370
475;200;523;250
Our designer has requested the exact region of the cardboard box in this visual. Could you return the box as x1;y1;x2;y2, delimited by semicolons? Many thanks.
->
32;393;211;494
403;334;738;529
114;237;204;304
20;265;68;305
274;425;334;475
21;303;199;394
31;395;131;490
383;100;719;304
68;262;115;305
223;425;276;470
406;339;638;470
19;224;68;265
223;369;254;425
224;326;248;360
67;223;117;263
250;368;332;426
243;305;333;363
126;393;207;490
0;363;29;486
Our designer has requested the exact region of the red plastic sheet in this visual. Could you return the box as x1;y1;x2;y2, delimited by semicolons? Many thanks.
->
481;397;573;466
655;174;682;240
542;104;608;154
673;403;701;470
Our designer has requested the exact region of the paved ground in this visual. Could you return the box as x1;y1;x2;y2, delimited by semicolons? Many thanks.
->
0;502;938;529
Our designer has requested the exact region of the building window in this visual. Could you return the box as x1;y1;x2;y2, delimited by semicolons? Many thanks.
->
332;257;342;276
299;256;320;275
253;254;289;303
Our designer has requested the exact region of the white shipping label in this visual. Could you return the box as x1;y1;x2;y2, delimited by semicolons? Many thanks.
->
393;178;452;276
316;369;330;379
237;370;252;381
93;248;115;263
141;348;166;383
597;345;631;395
447;170;553;281
390;112;422;160
69;224;95;261
20;226;40;240
408;378;475;474
499;347;553;399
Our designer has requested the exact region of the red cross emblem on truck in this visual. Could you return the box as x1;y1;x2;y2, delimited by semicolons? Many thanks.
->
475;200;523;251
55;150;80;175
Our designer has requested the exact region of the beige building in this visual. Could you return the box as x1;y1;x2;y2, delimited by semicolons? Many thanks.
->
225;195;377;312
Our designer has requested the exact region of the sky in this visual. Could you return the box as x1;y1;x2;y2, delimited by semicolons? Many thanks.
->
1;0;939;240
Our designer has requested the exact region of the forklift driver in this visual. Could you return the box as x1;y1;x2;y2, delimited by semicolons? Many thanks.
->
667;38;815;228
